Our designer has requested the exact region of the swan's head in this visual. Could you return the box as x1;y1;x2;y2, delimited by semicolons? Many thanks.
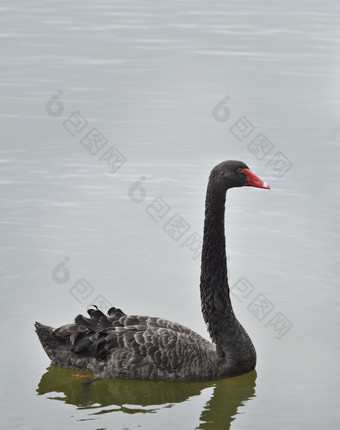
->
211;160;270;191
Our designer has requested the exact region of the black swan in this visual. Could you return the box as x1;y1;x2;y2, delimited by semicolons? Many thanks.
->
35;160;270;380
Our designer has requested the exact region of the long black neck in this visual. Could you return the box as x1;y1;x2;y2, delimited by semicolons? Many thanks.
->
200;177;256;373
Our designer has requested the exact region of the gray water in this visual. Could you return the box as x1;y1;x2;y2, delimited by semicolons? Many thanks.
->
1;0;339;429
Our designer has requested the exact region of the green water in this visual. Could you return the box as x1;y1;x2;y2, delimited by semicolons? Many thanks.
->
36;366;256;429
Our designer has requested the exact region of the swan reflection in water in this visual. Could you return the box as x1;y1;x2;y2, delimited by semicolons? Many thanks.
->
37;365;256;429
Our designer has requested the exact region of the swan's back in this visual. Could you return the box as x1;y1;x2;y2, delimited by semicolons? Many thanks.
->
35;307;219;380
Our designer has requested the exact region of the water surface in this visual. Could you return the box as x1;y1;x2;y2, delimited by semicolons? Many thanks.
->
1;1;339;429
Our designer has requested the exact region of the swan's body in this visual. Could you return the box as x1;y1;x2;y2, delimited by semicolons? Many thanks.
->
35;160;270;380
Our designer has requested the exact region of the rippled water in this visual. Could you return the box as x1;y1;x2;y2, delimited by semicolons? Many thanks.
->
1;1;339;429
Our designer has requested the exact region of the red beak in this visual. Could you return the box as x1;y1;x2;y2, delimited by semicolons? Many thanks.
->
242;169;270;189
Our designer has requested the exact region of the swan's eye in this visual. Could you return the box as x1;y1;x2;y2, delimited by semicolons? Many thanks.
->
237;168;243;174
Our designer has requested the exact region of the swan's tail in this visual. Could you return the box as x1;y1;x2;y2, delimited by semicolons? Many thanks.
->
35;306;127;373
35;321;90;370
35;322;60;360
35;307;128;372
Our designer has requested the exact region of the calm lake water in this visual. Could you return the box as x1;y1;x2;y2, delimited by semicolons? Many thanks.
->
1;0;339;429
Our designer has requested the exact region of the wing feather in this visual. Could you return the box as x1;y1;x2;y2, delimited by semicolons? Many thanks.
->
50;306;214;378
